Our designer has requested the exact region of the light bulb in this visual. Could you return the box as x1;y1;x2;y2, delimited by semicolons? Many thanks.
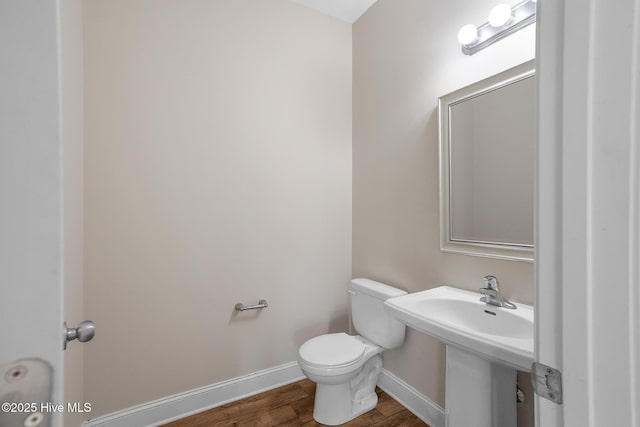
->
457;24;479;46
488;3;513;27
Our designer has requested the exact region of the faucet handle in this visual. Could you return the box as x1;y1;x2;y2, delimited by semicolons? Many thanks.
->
483;275;499;290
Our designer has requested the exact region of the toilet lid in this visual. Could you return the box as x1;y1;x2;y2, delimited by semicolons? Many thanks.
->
299;333;365;368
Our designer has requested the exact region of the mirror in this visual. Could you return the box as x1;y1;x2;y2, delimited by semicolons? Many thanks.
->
439;60;535;262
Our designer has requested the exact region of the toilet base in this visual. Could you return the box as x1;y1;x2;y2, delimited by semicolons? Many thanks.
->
312;355;383;425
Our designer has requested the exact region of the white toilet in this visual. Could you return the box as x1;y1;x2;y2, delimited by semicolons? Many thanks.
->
297;278;407;425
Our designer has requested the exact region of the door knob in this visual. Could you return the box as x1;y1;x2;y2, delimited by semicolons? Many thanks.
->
63;320;95;350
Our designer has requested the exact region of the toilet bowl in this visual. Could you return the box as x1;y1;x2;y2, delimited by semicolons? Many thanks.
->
298;334;383;425
297;279;407;425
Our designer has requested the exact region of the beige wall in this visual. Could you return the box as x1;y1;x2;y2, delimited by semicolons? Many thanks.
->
352;0;535;423
83;0;352;417
61;0;85;425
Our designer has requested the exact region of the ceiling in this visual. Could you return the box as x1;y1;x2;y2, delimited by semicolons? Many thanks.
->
291;0;378;23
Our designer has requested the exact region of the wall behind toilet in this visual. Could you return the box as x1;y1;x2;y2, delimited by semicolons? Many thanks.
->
83;0;352;417
352;0;535;420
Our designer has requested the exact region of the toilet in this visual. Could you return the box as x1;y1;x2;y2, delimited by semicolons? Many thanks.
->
297;278;407;425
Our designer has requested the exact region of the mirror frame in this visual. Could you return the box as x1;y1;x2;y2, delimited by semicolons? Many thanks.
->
438;60;535;263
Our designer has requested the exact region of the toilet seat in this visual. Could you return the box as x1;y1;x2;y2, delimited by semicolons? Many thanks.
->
299;333;365;368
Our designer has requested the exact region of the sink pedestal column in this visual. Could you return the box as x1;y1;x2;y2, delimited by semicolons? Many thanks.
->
445;346;517;427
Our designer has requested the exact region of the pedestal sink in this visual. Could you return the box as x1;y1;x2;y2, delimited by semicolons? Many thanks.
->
384;286;534;427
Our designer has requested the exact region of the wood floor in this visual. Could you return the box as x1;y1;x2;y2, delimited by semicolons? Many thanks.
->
162;379;429;427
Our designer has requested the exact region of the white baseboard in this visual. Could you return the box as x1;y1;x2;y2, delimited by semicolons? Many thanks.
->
83;363;445;427
83;362;305;427
378;368;445;427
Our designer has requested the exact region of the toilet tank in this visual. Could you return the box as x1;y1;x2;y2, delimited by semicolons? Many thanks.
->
350;278;407;349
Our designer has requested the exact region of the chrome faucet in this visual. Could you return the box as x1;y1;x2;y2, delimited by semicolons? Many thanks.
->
479;275;516;309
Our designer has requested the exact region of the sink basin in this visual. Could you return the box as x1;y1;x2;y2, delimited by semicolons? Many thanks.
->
384;286;533;370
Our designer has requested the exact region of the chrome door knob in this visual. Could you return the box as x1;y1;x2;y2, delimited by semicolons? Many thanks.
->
64;320;95;350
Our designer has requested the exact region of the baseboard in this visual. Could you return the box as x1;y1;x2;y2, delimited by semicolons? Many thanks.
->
83;363;444;427
83;362;305;427
378;368;445;427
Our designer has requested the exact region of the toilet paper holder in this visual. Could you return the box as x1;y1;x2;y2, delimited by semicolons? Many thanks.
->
235;299;268;312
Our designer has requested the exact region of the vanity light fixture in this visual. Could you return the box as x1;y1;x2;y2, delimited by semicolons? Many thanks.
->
458;0;536;56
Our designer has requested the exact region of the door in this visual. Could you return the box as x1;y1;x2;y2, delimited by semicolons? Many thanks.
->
536;0;640;425
0;2;65;427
